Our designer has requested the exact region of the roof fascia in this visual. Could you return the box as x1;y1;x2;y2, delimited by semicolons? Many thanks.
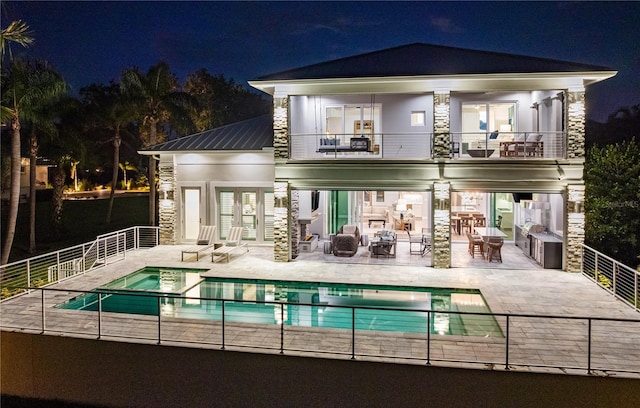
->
138;148;272;156
249;71;617;95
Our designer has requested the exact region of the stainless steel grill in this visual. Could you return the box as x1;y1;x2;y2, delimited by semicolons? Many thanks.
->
521;221;544;236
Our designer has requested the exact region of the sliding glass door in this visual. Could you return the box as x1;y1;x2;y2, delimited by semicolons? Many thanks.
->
461;102;516;156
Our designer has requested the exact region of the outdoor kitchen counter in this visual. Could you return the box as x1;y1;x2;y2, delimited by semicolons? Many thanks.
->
529;232;562;243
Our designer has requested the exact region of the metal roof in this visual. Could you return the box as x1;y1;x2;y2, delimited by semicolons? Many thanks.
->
140;114;273;153
254;43;613;81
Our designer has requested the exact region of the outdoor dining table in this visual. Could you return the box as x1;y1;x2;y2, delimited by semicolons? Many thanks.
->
473;227;507;243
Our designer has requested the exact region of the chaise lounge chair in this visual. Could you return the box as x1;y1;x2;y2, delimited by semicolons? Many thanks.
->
211;226;248;263
181;225;217;261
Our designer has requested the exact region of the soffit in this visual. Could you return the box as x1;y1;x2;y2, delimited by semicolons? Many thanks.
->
249;71;616;96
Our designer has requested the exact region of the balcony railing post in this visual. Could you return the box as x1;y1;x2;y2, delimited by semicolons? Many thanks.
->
98;292;102;339
587;318;592;375
40;289;45;334
157;296;162;345
221;300;226;350
426;310;431;366
505;315;510;370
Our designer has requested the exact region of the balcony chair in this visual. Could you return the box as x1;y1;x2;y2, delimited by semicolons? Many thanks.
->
181;225;217;261
332;225;360;257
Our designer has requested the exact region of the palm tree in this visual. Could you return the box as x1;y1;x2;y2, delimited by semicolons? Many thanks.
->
81;83;138;224
25;63;66;253
0;20;33;264
120;62;193;225
42;96;86;239
1;58;65;264
0;20;33;60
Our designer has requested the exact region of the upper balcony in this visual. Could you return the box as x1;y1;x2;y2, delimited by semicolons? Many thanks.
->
286;92;569;162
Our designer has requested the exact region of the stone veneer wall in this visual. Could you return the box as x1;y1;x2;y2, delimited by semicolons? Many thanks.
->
290;189;299;258
273;97;289;161
273;182;290;262
158;163;176;245
432;182;451;268
566;185;585;272
566;90;586;159
432;92;451;159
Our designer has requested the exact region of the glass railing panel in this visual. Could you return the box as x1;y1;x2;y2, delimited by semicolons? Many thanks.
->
450;131;566;159
289;133;432;160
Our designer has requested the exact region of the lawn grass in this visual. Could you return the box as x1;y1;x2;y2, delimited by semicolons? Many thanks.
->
1;194;150;263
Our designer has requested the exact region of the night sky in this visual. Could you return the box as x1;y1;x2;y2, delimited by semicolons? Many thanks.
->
3;1;639;122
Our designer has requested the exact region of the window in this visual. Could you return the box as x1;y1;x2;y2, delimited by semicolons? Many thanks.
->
411;111;425;126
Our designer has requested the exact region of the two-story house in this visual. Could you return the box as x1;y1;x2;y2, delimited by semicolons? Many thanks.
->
142;43;615;272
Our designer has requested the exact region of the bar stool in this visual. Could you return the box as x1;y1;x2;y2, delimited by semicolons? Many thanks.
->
487;238;503;263
466;232;485;259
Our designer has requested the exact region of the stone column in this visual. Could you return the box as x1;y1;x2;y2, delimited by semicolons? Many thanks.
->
290;189;300;259
432;91;451;159
273;96;289;161
432;182;451;268
566;89;585;159
158;163;176;245
566;185;585;272
273;181;291;262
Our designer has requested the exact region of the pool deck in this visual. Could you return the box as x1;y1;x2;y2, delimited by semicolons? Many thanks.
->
2;244;639;377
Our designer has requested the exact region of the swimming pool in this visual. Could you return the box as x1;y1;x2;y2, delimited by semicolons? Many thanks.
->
57;267;503;337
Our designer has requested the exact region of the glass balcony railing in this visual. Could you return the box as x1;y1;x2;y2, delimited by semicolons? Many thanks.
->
289;133;433;160
287;131;566;160
450;131;565;159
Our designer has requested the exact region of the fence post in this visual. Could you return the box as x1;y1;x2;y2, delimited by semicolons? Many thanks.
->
633;271;640;310
612;263;617;297
221;300;226;350
351;308;356;360
82;243;87;273
505;315;510;370
40;289;45;334
587;318;592;375
98;292;102;339
280;303;285;355
426;310;431;366
157;296;162;345
594;252;599;284
26;260;31;292
56;251;61;283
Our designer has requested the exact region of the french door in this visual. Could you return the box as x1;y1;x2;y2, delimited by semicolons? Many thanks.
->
218;189;274;243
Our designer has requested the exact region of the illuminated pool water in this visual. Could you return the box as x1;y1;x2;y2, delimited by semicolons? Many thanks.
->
57;267;503;337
